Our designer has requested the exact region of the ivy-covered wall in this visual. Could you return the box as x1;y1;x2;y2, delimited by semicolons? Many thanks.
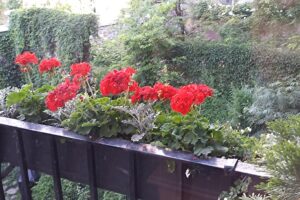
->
0;31;23;88
9;8;98;65
0;8;98;88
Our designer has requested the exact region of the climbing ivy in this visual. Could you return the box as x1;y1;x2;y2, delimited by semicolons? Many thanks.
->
0;31;23;88
9;8;98;64
8;8;98;85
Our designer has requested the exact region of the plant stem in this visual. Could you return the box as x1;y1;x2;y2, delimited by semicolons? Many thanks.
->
86;79;95;97
26;72;33;85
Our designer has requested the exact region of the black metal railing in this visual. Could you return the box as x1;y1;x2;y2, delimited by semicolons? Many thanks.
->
0;117;269;200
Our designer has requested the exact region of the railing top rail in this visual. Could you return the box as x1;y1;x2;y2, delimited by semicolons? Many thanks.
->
0;117;270;178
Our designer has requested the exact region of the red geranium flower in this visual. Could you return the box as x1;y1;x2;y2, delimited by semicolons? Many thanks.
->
15;51;38;66
129;80;139;92
170;89;194;115
180;84;213;105
39;58;61;74
123;66;136;76
130;86;158;103
45;78;80;111
100;67;137;96
72;74;84;86
153;82;177;100
140;86;158;101
170;84;214;115
197;84;214;97
70;62;91;77
130;87;142;104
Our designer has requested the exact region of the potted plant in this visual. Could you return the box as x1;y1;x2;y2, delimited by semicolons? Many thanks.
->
0;51;268;200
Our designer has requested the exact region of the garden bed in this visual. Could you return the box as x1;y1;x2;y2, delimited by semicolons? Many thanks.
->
0;117;269;200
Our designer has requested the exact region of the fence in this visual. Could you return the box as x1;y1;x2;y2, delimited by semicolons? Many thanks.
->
0;117;269;200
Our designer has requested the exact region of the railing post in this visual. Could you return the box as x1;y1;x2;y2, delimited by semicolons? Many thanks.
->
0;163;5;200
49;137;63;200
178;162;183;200
16;130;32;200
127;152;137;200
86;143;98;200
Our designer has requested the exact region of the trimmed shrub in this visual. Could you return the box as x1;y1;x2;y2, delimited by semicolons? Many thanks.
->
172;40;256;94
253;46;300;84
172;39;300;92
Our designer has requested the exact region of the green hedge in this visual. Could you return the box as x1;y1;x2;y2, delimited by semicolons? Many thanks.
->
253;46;300;84
172;39;300;93
172;40;256;94
0;31;23;88
170;39;300;122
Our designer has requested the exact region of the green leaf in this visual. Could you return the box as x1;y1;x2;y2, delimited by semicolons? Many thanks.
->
194;146;214;156
210;130;223;142
6;84;32;106
150;141;165;148
35;85;54;93
215;145;229;154
6;91;26;106
183;132;198;145
77;126;93;135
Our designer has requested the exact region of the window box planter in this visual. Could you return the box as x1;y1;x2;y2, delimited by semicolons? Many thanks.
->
0;117;269;200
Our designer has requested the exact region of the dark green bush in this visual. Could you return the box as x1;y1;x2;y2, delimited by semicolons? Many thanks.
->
200;91;230;122
245;76;300;135
228;86;253;129
259;115;300;200
32;175;126;200
0;31;23;88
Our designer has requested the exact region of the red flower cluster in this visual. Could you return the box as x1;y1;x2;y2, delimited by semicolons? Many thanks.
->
100;67;137;96
170;89;194;115
39;58;61;74
70;62;92;86
45;65;213;115
153;82;177;100
170;84;213;115
45;78;80;111
15;52;39;73
130;83;213;115
130;83;177;104
15;51;39;66
179;84;213;105
100;67;213;115
70;62;91;77
131;86;158;103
